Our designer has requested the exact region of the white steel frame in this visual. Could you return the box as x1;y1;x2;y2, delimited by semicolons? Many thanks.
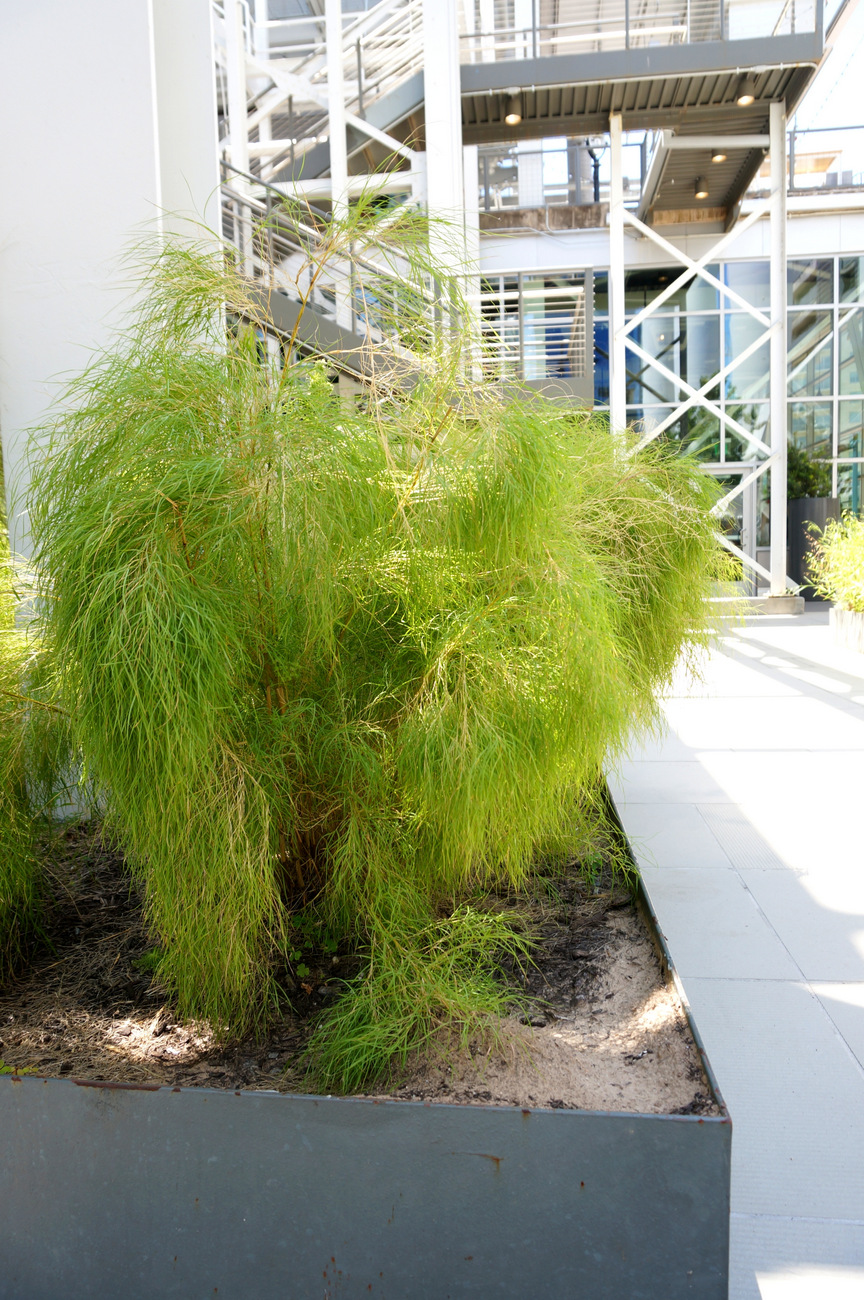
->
609;103;792;596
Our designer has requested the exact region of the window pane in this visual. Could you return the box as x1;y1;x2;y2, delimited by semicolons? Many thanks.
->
840;257;864;304
624;266;719;312
626;319;677;404
788;401;833;458
725;316;769;399
624;315;720;404
726;402;770;460
788;310;833;396
838;462;864;514
594;319;609;403
665;409;721;460
593;272;608;315
683;316;721;394
787;259;833;306
839;309;864;395
724;260;770;310
839;400;864;457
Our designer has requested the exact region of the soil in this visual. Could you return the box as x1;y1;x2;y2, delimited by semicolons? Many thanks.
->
0;824;718;1116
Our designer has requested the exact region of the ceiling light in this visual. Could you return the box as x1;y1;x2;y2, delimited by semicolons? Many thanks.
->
711;149;727;163
736;74;756;107
694;177;709;200
504;94;522;126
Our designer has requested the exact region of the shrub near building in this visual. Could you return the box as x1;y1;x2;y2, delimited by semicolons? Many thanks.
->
15;234;725;1089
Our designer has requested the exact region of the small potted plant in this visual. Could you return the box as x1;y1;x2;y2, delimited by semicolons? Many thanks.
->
809;513;864;651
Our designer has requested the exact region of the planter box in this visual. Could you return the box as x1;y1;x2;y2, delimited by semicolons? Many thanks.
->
1;790;731;1298
0;884;731;1300
0;1072;729;1299
788;496;840;597
831;606;864;654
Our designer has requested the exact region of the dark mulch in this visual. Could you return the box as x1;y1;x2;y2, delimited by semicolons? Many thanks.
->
0;824;717;1116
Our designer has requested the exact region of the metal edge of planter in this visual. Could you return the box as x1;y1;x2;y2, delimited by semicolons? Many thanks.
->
603;783;731;1124
0;802;731;1300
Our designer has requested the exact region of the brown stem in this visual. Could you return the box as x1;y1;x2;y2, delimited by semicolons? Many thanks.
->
158;494;197;586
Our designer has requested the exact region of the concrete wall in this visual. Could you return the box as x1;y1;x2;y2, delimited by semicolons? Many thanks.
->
478;205;864;277
0;0;220;554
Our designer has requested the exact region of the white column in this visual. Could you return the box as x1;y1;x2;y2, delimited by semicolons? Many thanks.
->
0;0;220;556
224;0;250;181
152;0;221;239
422;0;465;273
325;0;348;225
769;99;788;597
462;144;482;365
609;112;627;437
324;0;351;330
253;0;271;149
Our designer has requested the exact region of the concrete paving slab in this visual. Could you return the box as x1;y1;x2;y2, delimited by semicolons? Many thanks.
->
662;695;864;752
612;758;735;805
665;654;801;699
681;978;864;1221
696;806;788;872
732;802;861;874
616;610;864;1287
614;802;734;871
639;868;800;980
621;729;697;762
694;750;864;807
730;1215;864;1300
740;869;864;982
811;984;864;1071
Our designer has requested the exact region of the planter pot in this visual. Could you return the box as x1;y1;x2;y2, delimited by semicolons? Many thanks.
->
830;606;864;654
0;877;731;1300
788;496;840;597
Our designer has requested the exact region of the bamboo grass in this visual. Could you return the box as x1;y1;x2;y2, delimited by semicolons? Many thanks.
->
20;220;725;1088
0;520;45;980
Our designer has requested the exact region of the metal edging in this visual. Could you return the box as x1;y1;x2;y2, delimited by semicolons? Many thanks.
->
603;781;732;1124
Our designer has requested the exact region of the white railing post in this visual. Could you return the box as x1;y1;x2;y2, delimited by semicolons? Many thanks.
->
423;0;465;275
609;112;627;438
769;99;788;597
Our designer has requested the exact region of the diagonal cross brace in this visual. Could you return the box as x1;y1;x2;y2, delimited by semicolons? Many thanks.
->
624;337;774;458
620;204;772;334
629;322;779;453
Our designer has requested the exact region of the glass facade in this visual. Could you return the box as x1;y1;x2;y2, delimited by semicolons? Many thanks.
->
593;255;864;515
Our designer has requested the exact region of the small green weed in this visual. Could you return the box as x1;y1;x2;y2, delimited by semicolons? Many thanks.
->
809;513;864;611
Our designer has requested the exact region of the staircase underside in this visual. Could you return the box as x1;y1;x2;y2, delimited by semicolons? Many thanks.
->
266;28;822;223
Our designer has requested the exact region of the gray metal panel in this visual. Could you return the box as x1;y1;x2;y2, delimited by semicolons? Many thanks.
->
274;72;425;182
0;1076;730;1300
459;32;824;97
254;289;415;389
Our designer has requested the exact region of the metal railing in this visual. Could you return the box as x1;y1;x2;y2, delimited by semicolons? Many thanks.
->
478;138;644;211
458;0;822;63
475;273;591;383
743;125;864;195
218;0;424;182
789;124;864;191
220;164;439;357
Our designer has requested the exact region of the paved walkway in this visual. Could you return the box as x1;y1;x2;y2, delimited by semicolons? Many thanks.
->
610;606;864;1300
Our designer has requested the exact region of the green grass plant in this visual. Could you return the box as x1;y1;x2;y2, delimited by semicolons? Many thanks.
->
22;218;724;1090
0;520;45;981
809;513;864;611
